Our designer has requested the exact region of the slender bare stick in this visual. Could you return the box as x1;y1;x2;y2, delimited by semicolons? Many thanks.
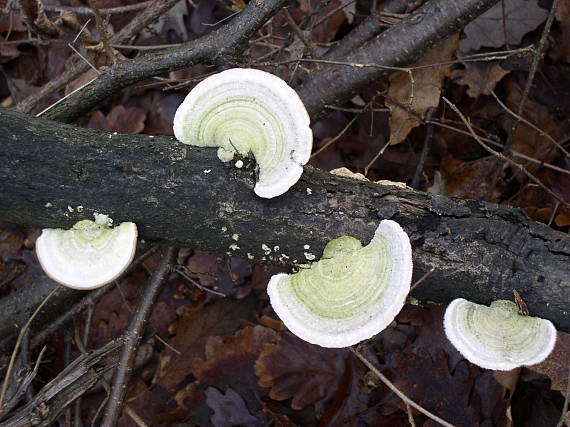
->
410;267;436;292
89;0;115;65
411;107;436;188
350;347;455;427
102;247;175;426
10;1;155;16
282;7;315;57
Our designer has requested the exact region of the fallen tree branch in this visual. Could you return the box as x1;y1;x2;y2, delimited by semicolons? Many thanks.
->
0;108;568;332
37;0;497;123
297;0;500;119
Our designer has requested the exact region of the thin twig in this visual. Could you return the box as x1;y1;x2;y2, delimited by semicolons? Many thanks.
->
411;107;436;188
310;0;357;30
442;97;569;208
364;140;391;176
89;0;115;65
350;348;455;427
10;1;155;16
311;114;359;158
175;267;226;297
548;201;560;227
406;402;416;427
410;267;436;292
102;247;176;426
282;7;315;56
0;285;60;414
490;0;560;193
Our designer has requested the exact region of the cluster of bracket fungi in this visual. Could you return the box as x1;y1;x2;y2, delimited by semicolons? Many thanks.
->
36;69;557;371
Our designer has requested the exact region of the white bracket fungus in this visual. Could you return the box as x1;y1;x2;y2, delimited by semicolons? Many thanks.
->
444;298;557;371
267;220;412;348
36;218;137;290
173;68;312;198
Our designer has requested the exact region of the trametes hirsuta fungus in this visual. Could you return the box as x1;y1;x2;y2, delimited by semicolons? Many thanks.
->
173;68;312;198
444;298;557;371
35;214;137;290
267;220;413;348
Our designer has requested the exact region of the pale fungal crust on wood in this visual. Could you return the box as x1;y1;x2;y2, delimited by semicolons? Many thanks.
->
173;68;312;198
444;298;557;371
36;217;137;290
267;220;413;348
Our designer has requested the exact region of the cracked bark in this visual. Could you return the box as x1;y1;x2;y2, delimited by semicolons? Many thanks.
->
0;107;568;333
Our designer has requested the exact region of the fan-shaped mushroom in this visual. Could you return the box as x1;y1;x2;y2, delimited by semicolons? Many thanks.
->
267;220;412;348
36;216;137;290
444;298;557;370
173;68;312;198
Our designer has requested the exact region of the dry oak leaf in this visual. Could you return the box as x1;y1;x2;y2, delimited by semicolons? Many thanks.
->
205;386;263;427
441;155;502;201
386;34;459;145
87;105;147;134
155;296;258;391
192;326;278;412
452;60;510;99
255;331;349;410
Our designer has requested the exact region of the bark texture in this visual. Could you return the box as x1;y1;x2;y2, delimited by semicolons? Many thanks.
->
1;108;568;331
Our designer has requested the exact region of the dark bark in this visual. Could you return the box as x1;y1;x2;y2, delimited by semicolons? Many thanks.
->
0;108;568;332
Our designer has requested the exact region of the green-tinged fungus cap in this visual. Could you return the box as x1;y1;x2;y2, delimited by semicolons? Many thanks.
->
444;298;557;371
267;220;413;348
36;217;137;290
173;68;312;198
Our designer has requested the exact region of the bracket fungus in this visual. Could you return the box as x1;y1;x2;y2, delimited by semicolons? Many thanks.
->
444;298;557;371
267;220;412;348
173;68;312;198
36;216;137;290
